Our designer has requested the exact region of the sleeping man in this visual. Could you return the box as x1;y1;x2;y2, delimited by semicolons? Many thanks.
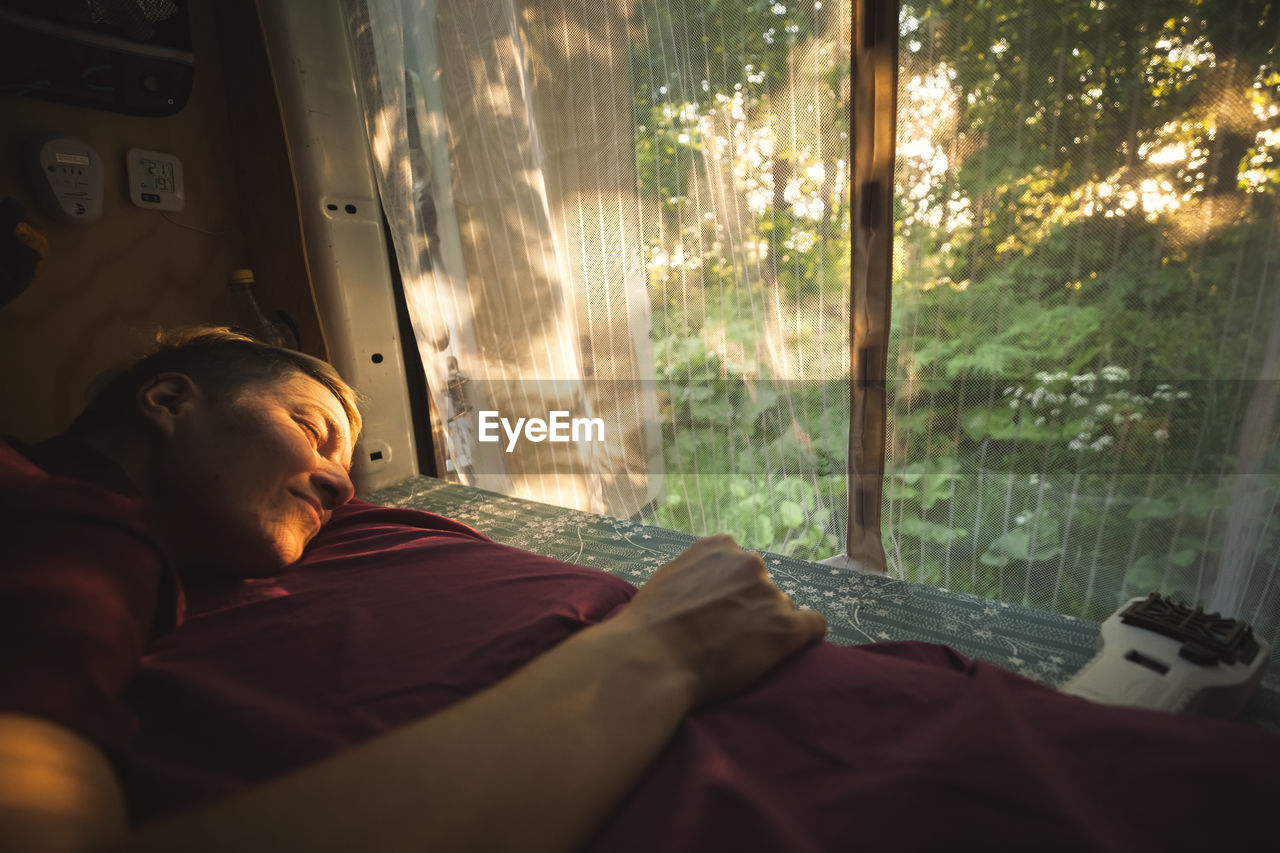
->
2;326;1277;853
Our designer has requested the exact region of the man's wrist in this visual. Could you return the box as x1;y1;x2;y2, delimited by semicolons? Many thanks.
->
585;614;701;713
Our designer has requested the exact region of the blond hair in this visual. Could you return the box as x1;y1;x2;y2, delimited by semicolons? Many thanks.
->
70;326;363;440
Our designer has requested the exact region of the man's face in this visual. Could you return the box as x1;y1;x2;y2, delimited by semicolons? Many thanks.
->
150;371;355;577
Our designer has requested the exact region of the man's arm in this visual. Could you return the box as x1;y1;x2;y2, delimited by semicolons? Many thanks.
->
0;714;126;853
3;536;824;853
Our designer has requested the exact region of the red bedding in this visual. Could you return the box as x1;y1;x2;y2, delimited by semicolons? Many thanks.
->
120;499;1279;850
0;436;182;753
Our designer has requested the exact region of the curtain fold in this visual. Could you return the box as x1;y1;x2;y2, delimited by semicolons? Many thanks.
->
347;0;662;516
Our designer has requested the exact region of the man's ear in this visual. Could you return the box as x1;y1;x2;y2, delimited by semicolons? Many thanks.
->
136;373;201;438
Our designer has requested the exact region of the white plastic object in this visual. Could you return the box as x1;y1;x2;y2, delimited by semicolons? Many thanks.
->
126;148;185;211
31;137;104;224
256;0;419;493
1061;595;1270;717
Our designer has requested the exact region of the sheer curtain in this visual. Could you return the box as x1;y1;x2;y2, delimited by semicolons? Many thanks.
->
345;0;859;561
345;0;651;516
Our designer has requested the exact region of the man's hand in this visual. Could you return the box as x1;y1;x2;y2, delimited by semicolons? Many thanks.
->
612;534;828;706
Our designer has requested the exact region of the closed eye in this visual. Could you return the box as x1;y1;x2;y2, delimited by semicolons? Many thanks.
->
295;418;322;444
293;403;351;469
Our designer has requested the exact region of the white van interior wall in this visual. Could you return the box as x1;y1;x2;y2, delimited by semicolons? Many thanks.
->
257;0;420;493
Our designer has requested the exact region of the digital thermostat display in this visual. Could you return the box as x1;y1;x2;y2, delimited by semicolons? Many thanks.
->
126;148;185;211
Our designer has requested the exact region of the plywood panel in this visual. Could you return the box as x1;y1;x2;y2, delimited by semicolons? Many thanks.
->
0;0;316;441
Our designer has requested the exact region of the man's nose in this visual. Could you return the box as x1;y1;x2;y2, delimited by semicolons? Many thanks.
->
312;461;356;510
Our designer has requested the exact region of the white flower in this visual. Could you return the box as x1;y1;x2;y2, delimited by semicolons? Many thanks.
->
791;229;816;252
1090;435;1114;451
1153;428;1170;441
783;178;804;204
795;197;826;220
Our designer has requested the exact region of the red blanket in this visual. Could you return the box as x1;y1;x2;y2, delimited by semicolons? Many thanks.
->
121;499;1279;850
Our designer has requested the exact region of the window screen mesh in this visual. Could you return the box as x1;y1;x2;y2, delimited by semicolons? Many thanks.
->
634;0;853;559
889;0;1280;659
351;0;853;560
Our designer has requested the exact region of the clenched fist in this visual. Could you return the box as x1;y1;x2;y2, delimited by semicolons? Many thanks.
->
613;534;828;706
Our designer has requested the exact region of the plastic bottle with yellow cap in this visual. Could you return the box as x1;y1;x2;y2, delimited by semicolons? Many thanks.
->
227;268;298;349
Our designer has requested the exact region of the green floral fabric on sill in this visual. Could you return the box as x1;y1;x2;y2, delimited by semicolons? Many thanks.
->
364;476;1280;731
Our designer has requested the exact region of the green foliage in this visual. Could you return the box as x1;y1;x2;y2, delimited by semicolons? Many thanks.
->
884;0;1280;619
632;0;1279;620
654;471;840;559
981;517;1062;568
650;295;847;560
632;1;852;560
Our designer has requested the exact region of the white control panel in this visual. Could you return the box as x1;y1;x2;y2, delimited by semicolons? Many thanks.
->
1062;594;1269;718
32;138;104;225
126;148;185;211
